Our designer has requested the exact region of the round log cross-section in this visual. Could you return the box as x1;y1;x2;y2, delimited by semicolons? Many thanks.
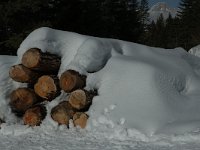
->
51;101;76;125
10;88;40;115
73;112;88;129
9;64;41;83
23;105;46;126
68;89;97;110
59;70;86;93
22;48;61;73
34;75;60;101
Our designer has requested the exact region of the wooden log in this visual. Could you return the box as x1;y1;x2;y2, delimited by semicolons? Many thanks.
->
23;105;46;126
51;101;76;125
73;112;88;129
51;105;70;125
9;64;41;83
68;89;97;110
21;48;61;73
10;88;41;115
59;101;77;118
34;75;61;101
59;70;86;93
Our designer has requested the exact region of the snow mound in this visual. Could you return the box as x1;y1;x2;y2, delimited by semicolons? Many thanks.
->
0;55;20;124
2;27;200;137
189;45;200;58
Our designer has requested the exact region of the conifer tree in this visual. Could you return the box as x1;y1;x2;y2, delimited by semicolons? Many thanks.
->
164;14;180;48
0;0;54;54
139;0;149;25
155;14;166;47
138;0;149;43
144;14;166;48
99;0;142;42
0;0;143;54
145;20;157;46
178;0;200;50
122;0;142;41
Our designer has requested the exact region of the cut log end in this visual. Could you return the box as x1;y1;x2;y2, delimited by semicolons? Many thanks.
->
69;89;87;110
60;70;86;93
51;101;76;125
9;64;41;83
10;88;39;115
23;105;46;126
51;107;70;125
73;112;88;129
69;89;96;110
34;75;60;101
60;73;76;92
22;48;41;69
22;48;61;73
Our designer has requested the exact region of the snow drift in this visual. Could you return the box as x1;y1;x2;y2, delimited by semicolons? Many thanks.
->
1;27;200;137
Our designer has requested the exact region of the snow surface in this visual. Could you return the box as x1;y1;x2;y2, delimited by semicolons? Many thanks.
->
189;45;200;58
1;27;200;149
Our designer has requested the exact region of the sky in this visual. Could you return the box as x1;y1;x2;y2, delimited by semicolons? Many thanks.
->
148;0;181;8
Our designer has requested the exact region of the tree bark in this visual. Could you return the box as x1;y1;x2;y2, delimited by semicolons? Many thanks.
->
73;112;88;129
59;70;86;93
51;101;76;125
23;105;46;126
22;48;61;73
10;88;41;116
9;64;41;83
68;89;97;110
34;75;61;101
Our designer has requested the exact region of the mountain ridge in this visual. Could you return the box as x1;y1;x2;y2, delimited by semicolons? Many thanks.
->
148;2;178;22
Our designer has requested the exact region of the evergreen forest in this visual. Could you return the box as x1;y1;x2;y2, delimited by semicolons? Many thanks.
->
0;0;199;55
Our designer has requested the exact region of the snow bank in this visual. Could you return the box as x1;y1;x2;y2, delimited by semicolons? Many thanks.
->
2;27;200;137
0;55;19;124
189;45;200;57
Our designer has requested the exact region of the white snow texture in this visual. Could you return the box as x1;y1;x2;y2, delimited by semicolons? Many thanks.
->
1;27;200;149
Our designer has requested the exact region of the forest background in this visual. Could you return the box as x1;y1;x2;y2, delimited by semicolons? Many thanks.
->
0;0;199;55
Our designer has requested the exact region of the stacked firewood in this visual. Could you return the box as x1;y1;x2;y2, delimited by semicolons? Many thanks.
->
9;48;97;128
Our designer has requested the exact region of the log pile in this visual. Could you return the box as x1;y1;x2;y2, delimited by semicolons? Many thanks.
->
51;89;97;128
9;48;97;129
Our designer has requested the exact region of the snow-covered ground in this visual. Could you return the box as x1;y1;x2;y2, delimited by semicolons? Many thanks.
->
1;27;200;149
2;125;200;150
